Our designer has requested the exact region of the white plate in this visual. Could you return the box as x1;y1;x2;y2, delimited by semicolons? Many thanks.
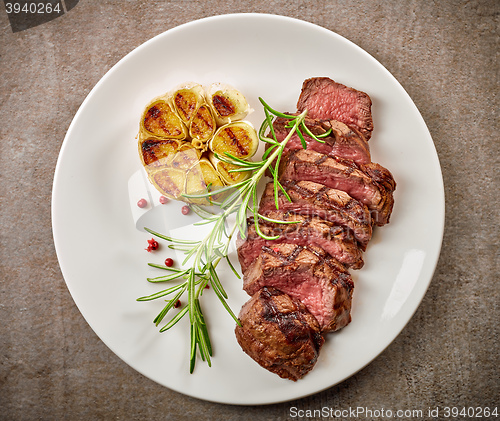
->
52;14;444;405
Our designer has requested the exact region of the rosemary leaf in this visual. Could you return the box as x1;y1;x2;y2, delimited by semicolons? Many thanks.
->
169;244;200;253
159;304;189;332
193;217;221;226
208;263;227;299
262;141;280;161
137;283;186;301
276;179;292;202
214;152;259;167
300;120;330;141
154;286;186;326
183;180;247;199
190;204;218;220
144;228;199;245
147;263;184;272
210;282;240;326
257;212;300;224
188;269;196;325
189;324;197;373
259;97;295;120
253;220;280;241
225;255;241;280
297;128;307;149
197;323;212;366
147;269;190;283
198;329;212;366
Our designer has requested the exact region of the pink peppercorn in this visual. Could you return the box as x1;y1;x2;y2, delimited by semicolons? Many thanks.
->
181;205;190;215
174;300;181;308
164;258;174;267
137;198;148;208
145;238;159;252
159;196;169;204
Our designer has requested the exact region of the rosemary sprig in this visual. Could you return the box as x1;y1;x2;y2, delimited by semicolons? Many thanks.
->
138;97;330;372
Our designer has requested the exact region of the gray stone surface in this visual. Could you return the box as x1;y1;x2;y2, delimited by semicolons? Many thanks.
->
0;1;498;419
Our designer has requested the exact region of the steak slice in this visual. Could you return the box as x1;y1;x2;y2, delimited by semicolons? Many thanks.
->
237;211;364;273
259;180;372;249
270;116;371;165
243;244;354;333
279;149;396;226
235;286;324;381
296;77;373;140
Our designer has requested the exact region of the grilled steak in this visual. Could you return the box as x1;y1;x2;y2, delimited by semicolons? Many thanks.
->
259;180;372;249
235;286;324;381
270;116;371;165
243;244;354;333
279;149;396;226
233;77;397;381
296;77;373;140
237;211;364;273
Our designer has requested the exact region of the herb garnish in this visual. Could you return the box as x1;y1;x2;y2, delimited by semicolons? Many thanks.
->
137;98;331;372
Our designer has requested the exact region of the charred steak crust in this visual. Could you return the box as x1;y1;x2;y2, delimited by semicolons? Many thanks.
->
243;243;354;333
237;211;364;273
296;77;374;140
235;287;324;381
279;149;396;226
270;116;371;165
258;180;372;249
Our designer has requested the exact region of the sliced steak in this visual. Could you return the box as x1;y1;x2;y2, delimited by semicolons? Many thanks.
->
259;180;372;249
279;149;395;226
237;211;364;273
270;116;371;165
243;244;354;333
235;286;324;381
296;77;373;140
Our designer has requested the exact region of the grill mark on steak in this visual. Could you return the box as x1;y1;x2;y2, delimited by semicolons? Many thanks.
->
237;211;364;273
279;149;396;226
269;116;371;165
243;244;354;333
258;180;372;249
235;287;324;381
259;287;323;353
297;77;374;140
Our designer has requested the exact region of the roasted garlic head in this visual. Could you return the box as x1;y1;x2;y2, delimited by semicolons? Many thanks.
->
137;82;256;204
